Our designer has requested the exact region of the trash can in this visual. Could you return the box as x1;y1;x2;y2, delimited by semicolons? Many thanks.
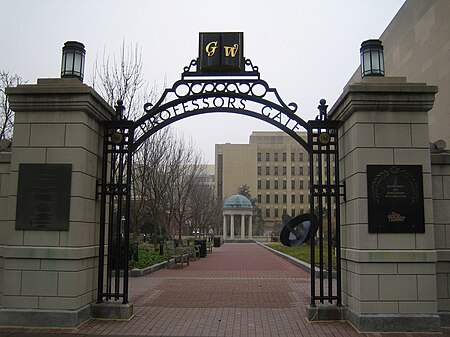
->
214;236;223;247
194;239;207;257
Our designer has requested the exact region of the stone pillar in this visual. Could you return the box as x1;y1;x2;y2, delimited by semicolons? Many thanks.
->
249;215;253;239
223;215;227;239
0;78;114;327
230;214;235;239
329;76;439;332
241;215;246;239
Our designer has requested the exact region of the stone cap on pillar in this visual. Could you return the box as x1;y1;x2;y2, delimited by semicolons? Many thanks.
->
6;77;115;122
328;76;439;123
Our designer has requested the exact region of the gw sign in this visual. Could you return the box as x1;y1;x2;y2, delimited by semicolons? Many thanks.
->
199;32;244;73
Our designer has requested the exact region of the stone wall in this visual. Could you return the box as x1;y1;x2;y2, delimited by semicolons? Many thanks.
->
0;150;12;308
330;76;440;332
431;151;450;325
0;78;114;327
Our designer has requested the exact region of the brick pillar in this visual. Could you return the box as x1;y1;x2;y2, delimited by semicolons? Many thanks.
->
329;76;439;332
0;78;114;327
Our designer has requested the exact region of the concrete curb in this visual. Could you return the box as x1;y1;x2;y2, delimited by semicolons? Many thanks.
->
130;261;167;277
256;241;337;278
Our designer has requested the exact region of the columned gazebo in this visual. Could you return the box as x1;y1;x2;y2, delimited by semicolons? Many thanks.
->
222;194;253;240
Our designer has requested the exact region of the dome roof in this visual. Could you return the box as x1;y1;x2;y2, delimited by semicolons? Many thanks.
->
223;194;253;209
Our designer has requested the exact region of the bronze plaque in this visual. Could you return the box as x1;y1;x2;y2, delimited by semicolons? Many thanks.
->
367;165;424;233
16;164;72;231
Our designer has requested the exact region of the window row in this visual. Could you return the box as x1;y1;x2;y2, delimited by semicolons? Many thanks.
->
264;208;306;218
257;194;307;204
257;179;306;190
257;152;305;162
257;166;306;176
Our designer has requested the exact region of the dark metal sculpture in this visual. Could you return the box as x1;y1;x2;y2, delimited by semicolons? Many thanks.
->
280;213;318;247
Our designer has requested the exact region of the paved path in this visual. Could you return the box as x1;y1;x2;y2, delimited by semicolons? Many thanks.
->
0;243;449;336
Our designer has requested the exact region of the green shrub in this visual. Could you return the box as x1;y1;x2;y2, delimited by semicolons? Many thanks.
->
129;243;167;270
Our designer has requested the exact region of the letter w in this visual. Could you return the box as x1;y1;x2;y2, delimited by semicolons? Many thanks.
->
224;44;239;57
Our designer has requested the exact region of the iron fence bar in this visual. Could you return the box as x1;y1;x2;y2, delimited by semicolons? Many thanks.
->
106;139;116;300
97;124;109;303
308;129;316;306
115;134;126;301
122;127;134;304
318;141;324;303
334;128;342;306
326;141;333;304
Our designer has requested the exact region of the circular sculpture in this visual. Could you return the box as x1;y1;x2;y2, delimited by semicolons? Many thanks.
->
279;213;319;247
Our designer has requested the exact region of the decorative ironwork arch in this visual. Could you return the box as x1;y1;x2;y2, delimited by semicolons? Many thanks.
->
96;58;343;312
132;59;309;152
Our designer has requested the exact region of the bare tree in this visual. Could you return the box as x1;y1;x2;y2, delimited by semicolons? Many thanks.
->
169;139;205;240
189;182;222;236
91;41;158;121
92;42;213;243
0;71;26;140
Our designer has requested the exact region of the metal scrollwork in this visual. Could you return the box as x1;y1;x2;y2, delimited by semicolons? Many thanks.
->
133;58;310;151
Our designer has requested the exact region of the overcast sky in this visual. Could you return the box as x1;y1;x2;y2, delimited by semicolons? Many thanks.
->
1;0;405;163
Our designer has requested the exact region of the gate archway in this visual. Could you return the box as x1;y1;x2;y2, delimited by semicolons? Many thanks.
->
97;56;343;309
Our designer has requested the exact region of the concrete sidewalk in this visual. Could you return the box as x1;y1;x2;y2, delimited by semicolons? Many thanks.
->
0;243;449;336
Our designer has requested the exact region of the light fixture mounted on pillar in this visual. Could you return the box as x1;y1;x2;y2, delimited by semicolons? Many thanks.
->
61;41;85;81
360;39;384;78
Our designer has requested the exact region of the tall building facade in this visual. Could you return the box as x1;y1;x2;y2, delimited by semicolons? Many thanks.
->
215;131;313;233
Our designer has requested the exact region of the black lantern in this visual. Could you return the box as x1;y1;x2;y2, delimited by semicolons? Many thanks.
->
360;39;384;78
61;41;85;81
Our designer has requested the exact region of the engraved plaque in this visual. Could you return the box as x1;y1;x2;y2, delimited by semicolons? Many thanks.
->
16;164;72;231
367;165;424;233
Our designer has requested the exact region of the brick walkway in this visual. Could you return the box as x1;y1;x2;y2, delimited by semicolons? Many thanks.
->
1;243;449;336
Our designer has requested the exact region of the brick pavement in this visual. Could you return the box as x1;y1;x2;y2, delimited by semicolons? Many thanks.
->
0;243;449;336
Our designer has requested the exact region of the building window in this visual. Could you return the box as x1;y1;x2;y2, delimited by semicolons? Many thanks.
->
257;166;262;175
283;208;287;215
266;152;270;161
266;208;270;218
266;180;270;189
282;152;286;162
291;180;296;189
258;180;262;189
274;194;279;203
300;180;304;189
299;152;304;162
266;166;270;175
258;194;262;203
274;180;279;189
266;194;270;203
282;194;287;204
274;166;279;175
274;208;279;218
299;166;304;175
300;195;304;203
291;152;295;161
274;152;278;162
291;166;295;175
291;194;296;203
282;180;287;189
282;166;287;175
257;152;262;162
291;208;296;216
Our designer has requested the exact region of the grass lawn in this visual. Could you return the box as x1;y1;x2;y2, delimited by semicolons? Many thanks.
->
265;242;336;267
129;243;167;270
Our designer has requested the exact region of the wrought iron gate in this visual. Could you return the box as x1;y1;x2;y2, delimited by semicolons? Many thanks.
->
96;57;343;307
308;100;343;306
